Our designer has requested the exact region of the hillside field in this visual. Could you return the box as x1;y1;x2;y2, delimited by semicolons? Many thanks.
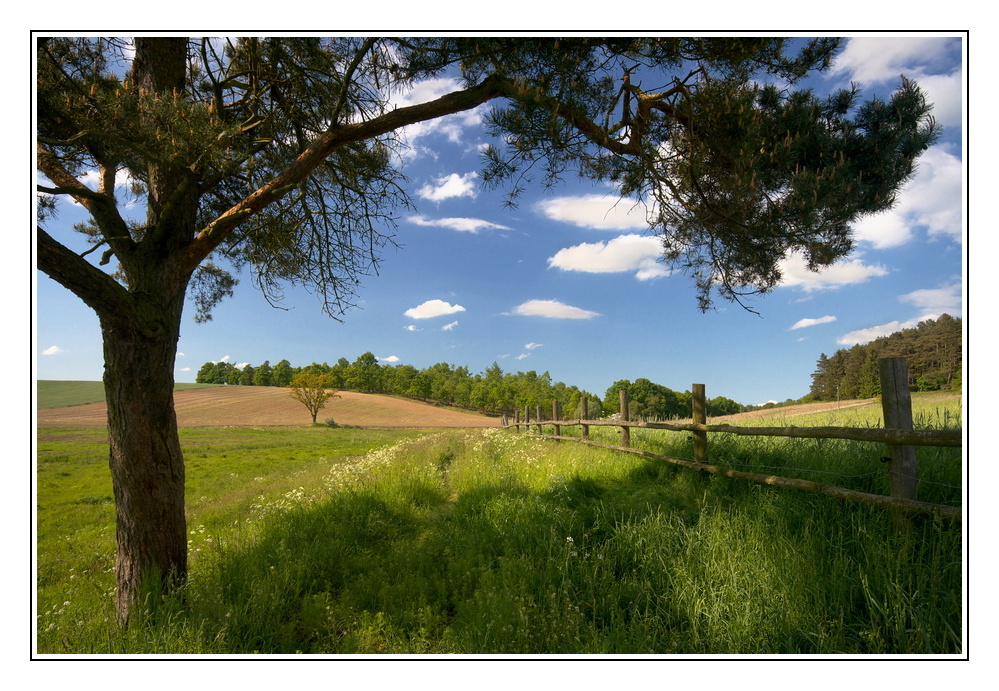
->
36;381;500;429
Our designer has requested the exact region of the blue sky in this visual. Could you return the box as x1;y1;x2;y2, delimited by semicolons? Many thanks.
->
34;35;966;407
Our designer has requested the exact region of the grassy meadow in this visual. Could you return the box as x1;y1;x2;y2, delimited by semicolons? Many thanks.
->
36;380;222;409
35;394;963;655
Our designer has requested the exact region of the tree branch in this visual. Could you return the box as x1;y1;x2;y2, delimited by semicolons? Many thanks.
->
36;142;135;260
182;73;509;273
36;225;133;320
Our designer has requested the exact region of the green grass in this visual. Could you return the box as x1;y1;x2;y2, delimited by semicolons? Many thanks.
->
36;380;223;409
36;416;963;655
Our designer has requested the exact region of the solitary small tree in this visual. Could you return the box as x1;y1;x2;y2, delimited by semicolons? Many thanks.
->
288;372;339;424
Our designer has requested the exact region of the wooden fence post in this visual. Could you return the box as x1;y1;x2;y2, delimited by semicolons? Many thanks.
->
692;383;708;463
580;397;590;440
879;358;918;529
523;406;529;434
536;405;543;435
552;399;561;438
619;388;630;448
513;409;519;430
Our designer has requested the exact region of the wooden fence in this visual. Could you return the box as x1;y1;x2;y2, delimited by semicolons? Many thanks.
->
502;358;962;524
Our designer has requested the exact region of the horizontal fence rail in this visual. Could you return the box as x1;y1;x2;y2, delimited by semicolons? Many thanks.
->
508;418;962;448
502;358;963;525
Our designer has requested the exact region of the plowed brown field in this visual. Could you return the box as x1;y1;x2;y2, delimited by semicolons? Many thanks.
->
36;386;500;429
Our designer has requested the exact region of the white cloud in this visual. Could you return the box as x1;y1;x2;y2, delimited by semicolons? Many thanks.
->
508;299;600;320
830;37;963;129
852;144;963;248
536;194;649;230
837;318;926;346
831;37;958;84
778;251;888;291
42;345;64;355
408;215;512;234
913;70;964;130
178;366;191;372
900;282;962;317
219;355;232;363
442;321;459;331
404;299;466;319
379;355;400;363
516;353;531;360
790;315;837;331
403;325;419;332
417;172;478;201
525;342;542;350
548;234;668;280
389;78;489;157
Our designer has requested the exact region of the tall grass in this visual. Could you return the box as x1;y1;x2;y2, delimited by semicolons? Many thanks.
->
37;421;962;655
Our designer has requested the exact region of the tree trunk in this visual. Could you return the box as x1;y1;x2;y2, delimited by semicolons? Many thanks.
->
101;288;188;624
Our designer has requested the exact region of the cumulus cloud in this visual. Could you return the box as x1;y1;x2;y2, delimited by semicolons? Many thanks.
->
790;315;837;331
901;282;962;317
778;251;888;291
378;355;400;363
404;299;466;319
831;37;959;84
42;345;64;355
837;318;926;346
851;144;962;248
548;234;668;280
403;325;419;332
830;37;963;129
417;172;478;201
389;78;489;157
536;194;649;230
442;321;459;331
408;215;512;234
525;342;543;350
507;299;600;320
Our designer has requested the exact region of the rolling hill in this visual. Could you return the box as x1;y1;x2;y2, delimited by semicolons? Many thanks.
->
36;382;500;429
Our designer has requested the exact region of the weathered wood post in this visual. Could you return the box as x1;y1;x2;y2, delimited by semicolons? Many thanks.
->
619;388;630;448
552;399;561;438
692;383;708;463
523;406;530;434
580;397;590;440
879;357;918;530
513;409;520;431
536;405;543;435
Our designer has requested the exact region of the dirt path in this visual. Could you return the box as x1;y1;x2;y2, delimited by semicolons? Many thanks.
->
36;387;501;429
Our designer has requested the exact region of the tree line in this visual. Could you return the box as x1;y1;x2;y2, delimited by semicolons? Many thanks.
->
808;314;962;401
196;352;747;419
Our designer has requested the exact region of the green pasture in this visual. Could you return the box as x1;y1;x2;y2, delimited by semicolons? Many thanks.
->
35;397;963;655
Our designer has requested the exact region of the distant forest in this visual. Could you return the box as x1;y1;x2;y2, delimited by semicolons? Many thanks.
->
807;314;962;401
195;354;744;419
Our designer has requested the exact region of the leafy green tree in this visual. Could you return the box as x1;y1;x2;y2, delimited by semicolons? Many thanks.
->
36;36;938;622
271;359;294;387
239;364;255;386
348;351;382;392
288;372;339;424
253;360;273;387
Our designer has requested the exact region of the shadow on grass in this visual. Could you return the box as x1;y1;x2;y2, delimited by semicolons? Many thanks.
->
159;450;962;655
